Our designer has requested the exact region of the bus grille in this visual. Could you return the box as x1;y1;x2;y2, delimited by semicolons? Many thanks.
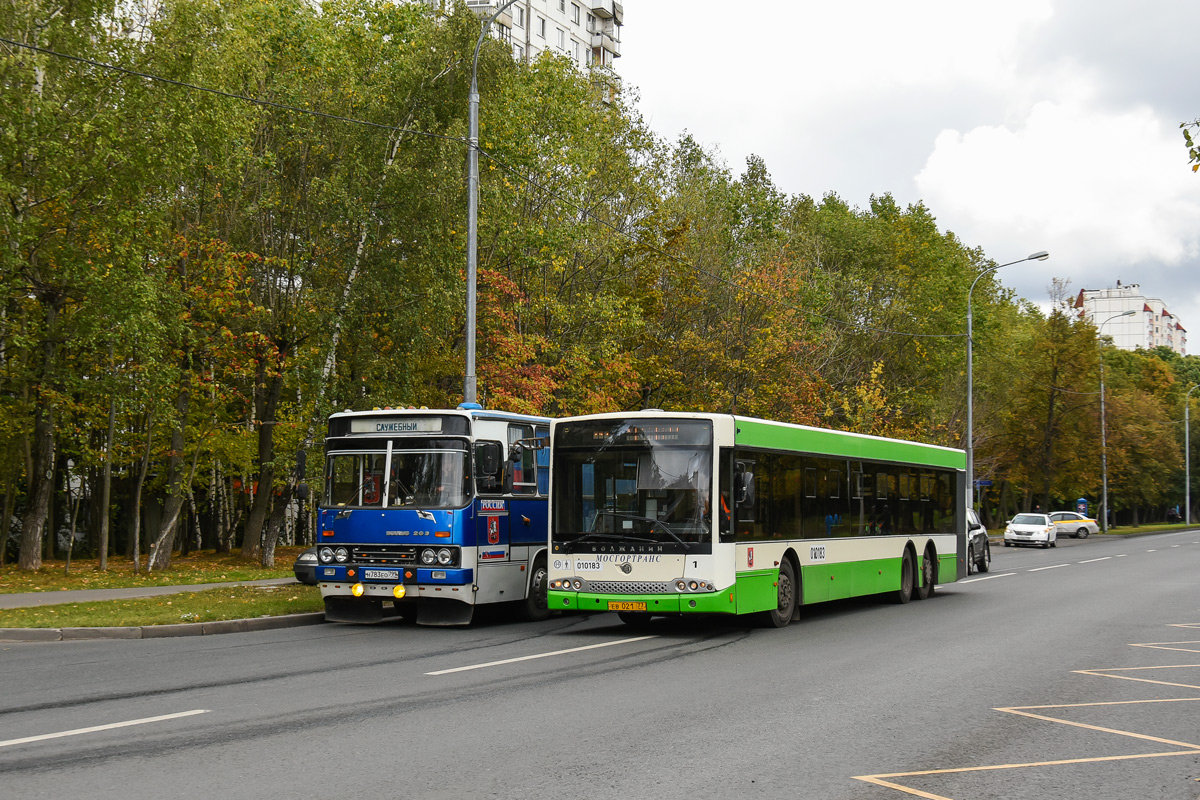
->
586;580;673;594
349;545;421;566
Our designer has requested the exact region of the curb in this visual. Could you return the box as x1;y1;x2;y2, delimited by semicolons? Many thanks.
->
0;612;325;643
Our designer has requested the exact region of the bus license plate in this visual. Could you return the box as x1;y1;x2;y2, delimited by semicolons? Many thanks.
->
607;601;646;612
363;569;400;581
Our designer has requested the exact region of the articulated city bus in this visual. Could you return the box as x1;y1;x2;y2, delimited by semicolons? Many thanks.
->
317;405;550;626
548;412;966;627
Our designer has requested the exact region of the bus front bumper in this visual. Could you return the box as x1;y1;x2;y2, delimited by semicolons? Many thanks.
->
549;589;736;615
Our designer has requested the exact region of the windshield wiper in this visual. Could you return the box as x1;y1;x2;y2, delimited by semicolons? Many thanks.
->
587;511;693;550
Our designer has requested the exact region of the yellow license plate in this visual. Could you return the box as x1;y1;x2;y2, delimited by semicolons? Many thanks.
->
607;601;646;612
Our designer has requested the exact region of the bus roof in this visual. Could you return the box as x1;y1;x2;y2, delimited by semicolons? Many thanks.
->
552;411;964;470
328;406;550;425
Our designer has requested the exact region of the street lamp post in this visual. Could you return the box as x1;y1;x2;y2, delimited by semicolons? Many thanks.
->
966;251;1049;510
1186;384;1198;526
465;1;520;406
1098;309;1136;533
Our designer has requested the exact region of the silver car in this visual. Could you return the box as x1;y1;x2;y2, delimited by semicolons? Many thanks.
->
1004;513;1057;548
966;508;990;573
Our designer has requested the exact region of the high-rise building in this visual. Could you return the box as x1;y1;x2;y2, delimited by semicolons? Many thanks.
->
1074;283;1188;355
464;0;623;71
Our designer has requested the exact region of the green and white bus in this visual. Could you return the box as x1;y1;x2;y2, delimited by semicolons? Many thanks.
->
548;412;966;627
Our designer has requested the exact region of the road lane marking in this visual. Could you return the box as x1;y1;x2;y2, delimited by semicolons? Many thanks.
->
0;709;209;749
1028;564;1069;572
855;625;1200;798
959;573;1016;583
1079;557;1111;563
1116;554;1127;557
425;635;657;675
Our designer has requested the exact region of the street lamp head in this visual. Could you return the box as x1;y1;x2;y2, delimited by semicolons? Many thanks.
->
1029;251;1050;261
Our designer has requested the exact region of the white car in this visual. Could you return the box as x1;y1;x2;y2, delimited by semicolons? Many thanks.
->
1004;513;1057;549
1049;511;1099;539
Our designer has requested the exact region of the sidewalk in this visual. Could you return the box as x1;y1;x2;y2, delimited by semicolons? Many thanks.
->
0;578;325;642
0;577;298;610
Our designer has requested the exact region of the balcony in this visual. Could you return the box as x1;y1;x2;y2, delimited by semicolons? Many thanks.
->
591;30;621;57
466;0;512;27
591;0;624;24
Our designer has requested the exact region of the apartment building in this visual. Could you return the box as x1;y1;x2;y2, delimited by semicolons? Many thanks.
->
1075;283;1188;355
464;0;623;70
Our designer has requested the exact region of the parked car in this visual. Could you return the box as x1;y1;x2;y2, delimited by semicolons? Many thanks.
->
1004;513;1057;548
293;547;319;585
966;508;990;574
1049;511;1099;539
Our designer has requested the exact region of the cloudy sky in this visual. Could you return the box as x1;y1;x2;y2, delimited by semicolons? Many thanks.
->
618;0;1200;340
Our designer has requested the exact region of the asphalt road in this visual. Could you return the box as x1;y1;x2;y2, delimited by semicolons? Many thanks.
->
2;530;1199;800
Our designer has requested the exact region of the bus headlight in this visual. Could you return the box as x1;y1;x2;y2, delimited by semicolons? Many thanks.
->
437;548;453;565
318;547;334;564
420;548;437;565
334;547;349;563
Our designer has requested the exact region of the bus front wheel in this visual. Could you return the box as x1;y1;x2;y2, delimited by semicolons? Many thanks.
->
760;558;796;628
521;558;550;622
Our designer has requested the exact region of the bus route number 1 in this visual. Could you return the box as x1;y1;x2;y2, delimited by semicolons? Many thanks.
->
809;545;826;562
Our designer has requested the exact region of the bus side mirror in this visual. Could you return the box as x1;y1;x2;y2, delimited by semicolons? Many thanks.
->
475;442;502;491
733;471;746;504
295;484;311;501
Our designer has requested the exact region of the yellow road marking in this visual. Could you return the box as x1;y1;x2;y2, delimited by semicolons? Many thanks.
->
853;629;1200;798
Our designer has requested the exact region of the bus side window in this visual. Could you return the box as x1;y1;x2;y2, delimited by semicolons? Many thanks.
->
508;424;537;496
734;460;756;522
475;441;503;494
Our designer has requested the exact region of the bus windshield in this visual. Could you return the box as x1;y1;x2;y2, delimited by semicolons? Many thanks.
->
553;419;713;552
326;445;469;509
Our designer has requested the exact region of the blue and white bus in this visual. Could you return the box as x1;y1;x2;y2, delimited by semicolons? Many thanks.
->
316;405;550;626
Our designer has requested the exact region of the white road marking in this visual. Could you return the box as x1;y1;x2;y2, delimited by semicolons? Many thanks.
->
1029;564;1070;572
1116;554;1128;558
1079;557;1112;564
426;635;657;676
0;709;209;749
960;573;1017;583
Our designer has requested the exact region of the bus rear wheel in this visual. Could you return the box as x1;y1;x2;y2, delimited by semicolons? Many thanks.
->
760;558;796;628
893;551;914;604
913;547;935;600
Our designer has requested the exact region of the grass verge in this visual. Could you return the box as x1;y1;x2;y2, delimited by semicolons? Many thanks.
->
0;584;324;628
0;548;305;594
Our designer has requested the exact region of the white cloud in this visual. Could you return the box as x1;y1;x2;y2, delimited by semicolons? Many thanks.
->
620;0;1200;340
